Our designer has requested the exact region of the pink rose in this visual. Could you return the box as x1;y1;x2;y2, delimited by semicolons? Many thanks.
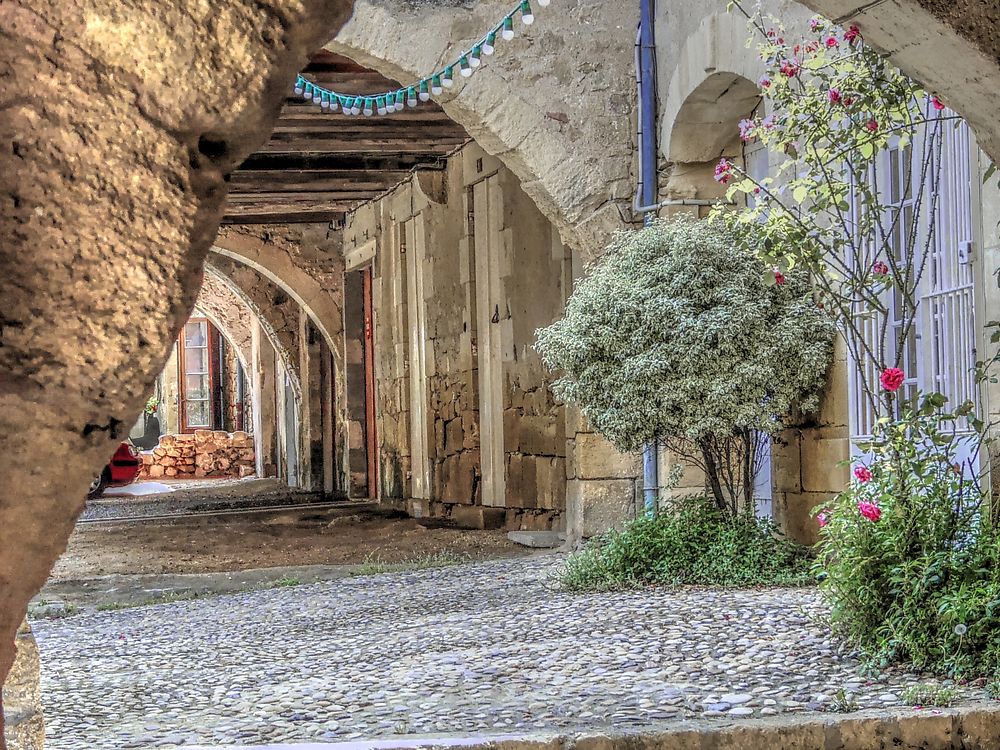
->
858;501;882;522
844;25;861;45
779;59;800;78
866;119;879;133
932;96;945;111
713;158;733;185
758;75;771;89
880;367;905;392
828;88;842;104
825;36;838;48
773;270;786;286
853;465;873;483
872;260;889;276
739;118;755;142
817;512;829;528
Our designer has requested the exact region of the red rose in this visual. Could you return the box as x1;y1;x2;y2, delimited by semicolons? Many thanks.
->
880;367;905;392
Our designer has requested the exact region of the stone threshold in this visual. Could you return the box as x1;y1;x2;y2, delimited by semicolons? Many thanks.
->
180;702;1000;750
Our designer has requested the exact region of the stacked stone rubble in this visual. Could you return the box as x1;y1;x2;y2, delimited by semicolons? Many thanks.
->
141;431;255;479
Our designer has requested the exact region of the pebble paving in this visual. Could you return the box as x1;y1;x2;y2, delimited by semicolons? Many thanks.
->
33;556;982;749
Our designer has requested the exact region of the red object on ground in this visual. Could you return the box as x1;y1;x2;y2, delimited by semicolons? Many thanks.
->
107;441;142;485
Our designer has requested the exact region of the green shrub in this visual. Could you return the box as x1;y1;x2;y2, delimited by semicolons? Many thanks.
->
559;497;812;592
815;393;1000;678
535;217;833;515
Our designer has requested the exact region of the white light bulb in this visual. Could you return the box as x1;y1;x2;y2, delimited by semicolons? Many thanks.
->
351;104;361;115
537;0;549;6
483;42;495;55
470;56;481;68
443;76;454;88
502;27;515;40
522;11;534;24
294;85;304;96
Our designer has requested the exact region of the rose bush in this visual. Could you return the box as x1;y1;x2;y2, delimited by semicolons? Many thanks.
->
815;389;998;676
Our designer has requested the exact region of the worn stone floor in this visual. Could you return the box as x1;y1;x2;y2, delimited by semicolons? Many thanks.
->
34;556;987;750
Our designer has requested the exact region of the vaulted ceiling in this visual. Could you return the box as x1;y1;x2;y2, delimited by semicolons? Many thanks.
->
224;51;470;225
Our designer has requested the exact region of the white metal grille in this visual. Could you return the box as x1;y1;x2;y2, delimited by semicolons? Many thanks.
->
847;115;977;445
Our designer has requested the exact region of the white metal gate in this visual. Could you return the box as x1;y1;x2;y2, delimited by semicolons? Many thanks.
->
847;116;978;465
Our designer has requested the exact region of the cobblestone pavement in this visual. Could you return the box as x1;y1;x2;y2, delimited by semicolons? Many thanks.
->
34;556;984;749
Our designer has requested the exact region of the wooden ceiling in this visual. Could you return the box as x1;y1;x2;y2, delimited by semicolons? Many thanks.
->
224;51;470;224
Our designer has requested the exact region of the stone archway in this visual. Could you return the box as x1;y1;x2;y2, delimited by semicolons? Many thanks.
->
195;272;256;372
326;0;639;255
0;0;355;727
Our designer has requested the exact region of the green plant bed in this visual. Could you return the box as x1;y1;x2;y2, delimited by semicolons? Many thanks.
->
559;497;813;592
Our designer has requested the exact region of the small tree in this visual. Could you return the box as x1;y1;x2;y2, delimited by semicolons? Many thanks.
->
536;217;835;515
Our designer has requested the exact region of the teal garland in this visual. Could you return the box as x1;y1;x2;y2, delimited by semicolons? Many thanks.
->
293;0;548;116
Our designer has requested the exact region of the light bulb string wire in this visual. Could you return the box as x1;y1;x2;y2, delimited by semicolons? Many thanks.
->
293;0;542;115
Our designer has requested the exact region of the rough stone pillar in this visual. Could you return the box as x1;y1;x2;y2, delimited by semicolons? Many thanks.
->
0;0;352;736
251;318;279;478
1;621;42;750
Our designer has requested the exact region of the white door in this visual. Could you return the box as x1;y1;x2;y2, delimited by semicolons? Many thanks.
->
473;175;507;507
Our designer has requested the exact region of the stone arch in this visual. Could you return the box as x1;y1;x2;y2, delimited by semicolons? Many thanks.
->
801;0;1000;163
195;271;255;372
326;0;638;254
204;260;302;400
658;11;767;205
211;230;343;370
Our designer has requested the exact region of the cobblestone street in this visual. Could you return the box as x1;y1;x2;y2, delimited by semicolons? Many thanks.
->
34;556;984;750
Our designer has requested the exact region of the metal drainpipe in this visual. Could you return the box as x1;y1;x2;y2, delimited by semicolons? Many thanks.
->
638;0;658;515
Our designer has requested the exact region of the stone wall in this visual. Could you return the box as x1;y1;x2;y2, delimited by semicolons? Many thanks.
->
140;431;255;480
343;142;571;529
2;621;43;750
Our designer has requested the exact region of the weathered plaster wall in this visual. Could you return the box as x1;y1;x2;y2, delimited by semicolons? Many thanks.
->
329;0;637;256
0;0;352;730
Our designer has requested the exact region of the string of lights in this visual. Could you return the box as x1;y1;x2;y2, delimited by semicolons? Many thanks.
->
292;0;549;116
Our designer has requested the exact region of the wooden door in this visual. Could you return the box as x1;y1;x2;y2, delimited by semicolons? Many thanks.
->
472;175;507;507
362;266;379;498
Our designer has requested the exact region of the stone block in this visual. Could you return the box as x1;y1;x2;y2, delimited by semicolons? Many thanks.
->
158;434;176;448
450;504;506;530
800;433;850;494
536;456;567;510
445;417;464;454
503;409;521;453
575;432;640;479
517;414;562;456
507;530;564;548
518;454;538;508
164;467;178;477
148;465;165;478
193;429;213;444
566;478;635;539
440;452;478;503
462;410;479;449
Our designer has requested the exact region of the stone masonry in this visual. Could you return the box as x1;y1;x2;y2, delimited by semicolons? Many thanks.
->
141;431;255;480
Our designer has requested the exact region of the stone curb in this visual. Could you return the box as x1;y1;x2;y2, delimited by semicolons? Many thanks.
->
179;701;1000;750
